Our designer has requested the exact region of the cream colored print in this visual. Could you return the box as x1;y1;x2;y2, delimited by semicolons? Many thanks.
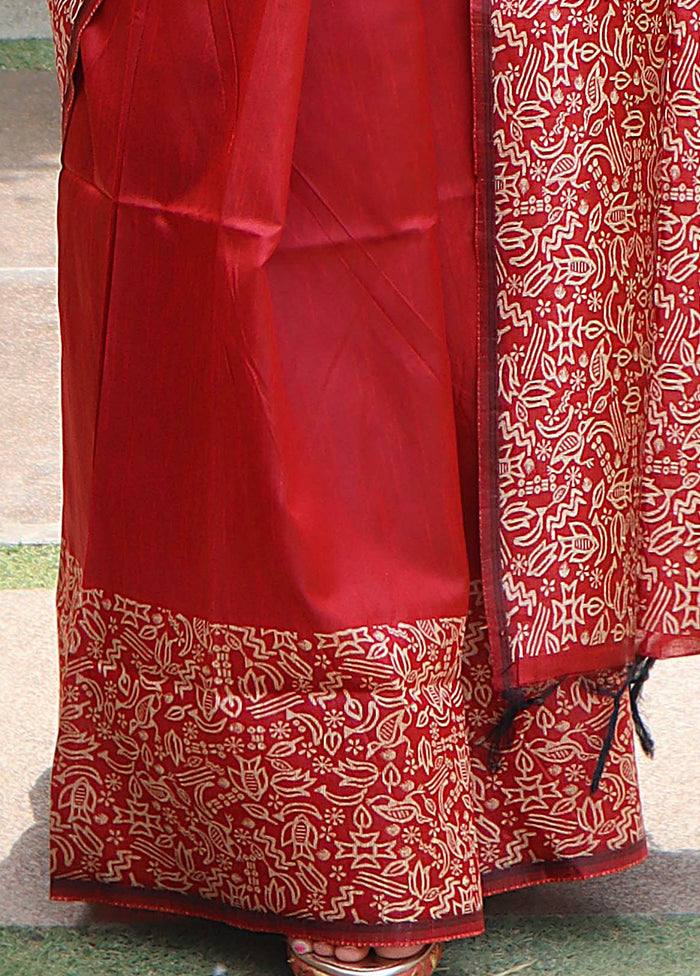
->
491;1;700;666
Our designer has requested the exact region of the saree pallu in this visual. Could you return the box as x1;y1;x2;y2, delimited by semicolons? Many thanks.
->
46;0;698;945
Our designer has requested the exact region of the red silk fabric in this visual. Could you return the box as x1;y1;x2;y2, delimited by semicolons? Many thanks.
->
57;0;480;636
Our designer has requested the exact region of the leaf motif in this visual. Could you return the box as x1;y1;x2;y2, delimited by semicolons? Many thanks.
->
666;250;699;284
591;477;606;511
585;66;603;114
656;363;692;390
589;338;610;390
536;74;552;103
527;541;558;576
588;203;603;236
680;338;696;368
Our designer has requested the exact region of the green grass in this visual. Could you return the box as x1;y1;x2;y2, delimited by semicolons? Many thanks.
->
0;39;55;71
0;544;60;589
450;916;700;975
0;917;699;976
0;923;284;976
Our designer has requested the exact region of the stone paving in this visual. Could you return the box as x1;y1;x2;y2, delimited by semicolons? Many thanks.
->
1;69;699;929
0;71;61;545
0;1;52;40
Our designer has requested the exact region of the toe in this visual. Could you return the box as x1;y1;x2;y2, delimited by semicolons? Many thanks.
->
291;940;313;956
312;942;336;957
335;946;371;962
374;945;426;960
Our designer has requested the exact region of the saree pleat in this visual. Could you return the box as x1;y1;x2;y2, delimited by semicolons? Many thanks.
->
49;0;647;944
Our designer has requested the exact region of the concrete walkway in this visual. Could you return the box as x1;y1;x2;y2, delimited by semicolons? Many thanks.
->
0;1;52;40
0;71;61;545
1;69;699;929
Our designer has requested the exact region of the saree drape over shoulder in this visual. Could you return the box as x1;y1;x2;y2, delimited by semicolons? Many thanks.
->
47;0;698;945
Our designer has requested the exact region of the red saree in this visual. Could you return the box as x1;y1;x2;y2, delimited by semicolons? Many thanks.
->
46;0;696;946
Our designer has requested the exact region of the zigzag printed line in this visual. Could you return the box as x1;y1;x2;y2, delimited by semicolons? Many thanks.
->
673;491;700;520
503;829;537;863
104;849;137;878
501;576;538;613
494;129;530;173
637;563;659;590
491;11;529;55
500;419;537;452
498;293;534;336
328;887;363;919
542;211;583;260
545;495;584;534
653;283;676;321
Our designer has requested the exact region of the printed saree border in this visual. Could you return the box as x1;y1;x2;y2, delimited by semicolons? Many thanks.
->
481;836;648;899
51;837;647;941
50;880;486;944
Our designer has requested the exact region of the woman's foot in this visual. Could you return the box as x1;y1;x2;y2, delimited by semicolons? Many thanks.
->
287;939;443;976
290;941;428;962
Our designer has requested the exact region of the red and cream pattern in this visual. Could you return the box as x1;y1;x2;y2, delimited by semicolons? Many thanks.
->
51;551;646;936
51;550;483;932
487;0;700;683
463;584;646;889
47;0;82;93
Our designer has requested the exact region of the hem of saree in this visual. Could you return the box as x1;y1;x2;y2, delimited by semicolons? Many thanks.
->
470;0;510;696
643;630;700;660
504;638;637;688
502;627;700;687
49;881;486;944
50;838;646;943
482;836;648;899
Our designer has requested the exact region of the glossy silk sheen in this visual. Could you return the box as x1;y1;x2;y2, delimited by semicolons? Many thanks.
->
58;0;480;635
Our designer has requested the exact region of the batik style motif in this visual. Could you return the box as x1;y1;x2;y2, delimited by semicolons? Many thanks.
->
462;584;646;890
486;1;700;686
51;551;646;939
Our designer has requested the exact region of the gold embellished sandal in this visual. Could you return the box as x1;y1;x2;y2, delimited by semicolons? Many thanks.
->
287;941;443;976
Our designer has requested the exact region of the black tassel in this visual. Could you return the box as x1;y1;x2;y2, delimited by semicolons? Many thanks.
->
487;684;559;773
590;656;656;794
590;684;623;794
629;656;655;758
